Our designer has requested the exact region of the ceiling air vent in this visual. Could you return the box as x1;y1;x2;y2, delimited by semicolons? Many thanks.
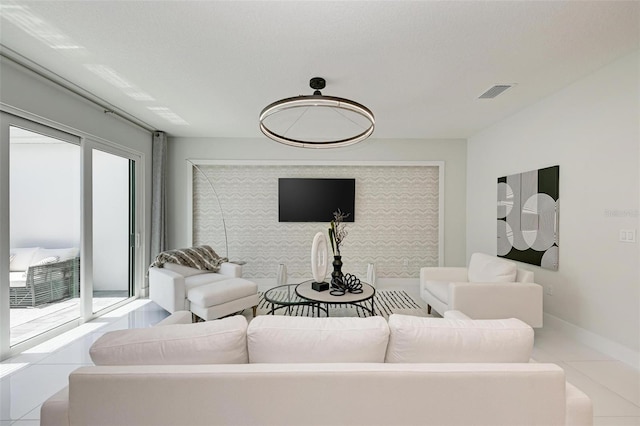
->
478;84;512;99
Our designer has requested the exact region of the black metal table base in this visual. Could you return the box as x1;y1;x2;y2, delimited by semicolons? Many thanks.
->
316;298;375;317
269;302;329;316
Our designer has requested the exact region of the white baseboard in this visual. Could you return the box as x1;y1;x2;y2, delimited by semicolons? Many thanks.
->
543;312;640;370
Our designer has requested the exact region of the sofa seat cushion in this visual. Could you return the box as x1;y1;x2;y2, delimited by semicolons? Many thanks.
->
89;315;249;365
385;314;534;363
184;273;230;292
468;252;517;282
424;280;450;303
247;315;390;363
187;278;257;307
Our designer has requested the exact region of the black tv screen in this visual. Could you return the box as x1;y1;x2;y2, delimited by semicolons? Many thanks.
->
279;178;355;222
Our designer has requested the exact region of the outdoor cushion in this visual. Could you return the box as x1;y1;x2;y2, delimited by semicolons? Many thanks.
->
9;247;40;272
9;272;27;287
31;247;79;263
32;256;59;266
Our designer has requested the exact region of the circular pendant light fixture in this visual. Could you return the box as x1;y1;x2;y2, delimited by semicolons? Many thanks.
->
259;77;375;148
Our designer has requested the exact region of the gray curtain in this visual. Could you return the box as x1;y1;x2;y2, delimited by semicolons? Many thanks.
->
150;131;167;264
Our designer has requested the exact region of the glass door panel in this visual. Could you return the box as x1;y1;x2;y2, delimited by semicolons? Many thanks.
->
91;149;133;313
9;126;81;347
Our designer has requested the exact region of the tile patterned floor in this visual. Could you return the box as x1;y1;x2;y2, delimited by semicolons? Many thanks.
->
1;289;638;425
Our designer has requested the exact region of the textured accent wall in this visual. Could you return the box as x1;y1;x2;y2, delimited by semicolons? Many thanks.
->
193;164;439;280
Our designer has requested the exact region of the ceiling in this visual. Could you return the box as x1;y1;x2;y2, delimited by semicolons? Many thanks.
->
1;1;638;140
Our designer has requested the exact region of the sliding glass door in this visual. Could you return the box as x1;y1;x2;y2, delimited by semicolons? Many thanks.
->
91;149;135;313
6;124;81;348
0;112;143;360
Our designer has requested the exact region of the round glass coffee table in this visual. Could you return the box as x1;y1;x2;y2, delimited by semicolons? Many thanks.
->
263;283;328;316
295;279;376;317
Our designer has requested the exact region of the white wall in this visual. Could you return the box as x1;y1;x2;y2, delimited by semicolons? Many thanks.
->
167;138;467;269
467;51;639;362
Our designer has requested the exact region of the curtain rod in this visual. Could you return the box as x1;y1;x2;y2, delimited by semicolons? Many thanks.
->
0;44;156;134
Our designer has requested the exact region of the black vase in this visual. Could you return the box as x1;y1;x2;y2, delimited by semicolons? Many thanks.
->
331;255;344;288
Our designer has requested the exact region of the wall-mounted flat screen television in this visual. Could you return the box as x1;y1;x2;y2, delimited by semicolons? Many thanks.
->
278;178;355;222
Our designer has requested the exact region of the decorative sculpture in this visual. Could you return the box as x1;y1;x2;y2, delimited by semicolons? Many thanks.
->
330;273;364;296
311;232;330;291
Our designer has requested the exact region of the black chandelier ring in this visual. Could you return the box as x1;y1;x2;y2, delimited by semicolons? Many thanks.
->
259;77;375;148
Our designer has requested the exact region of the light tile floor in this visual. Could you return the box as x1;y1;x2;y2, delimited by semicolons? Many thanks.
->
532;327;640;425
1;299;169;426
1;293;638;425
9;296;128;347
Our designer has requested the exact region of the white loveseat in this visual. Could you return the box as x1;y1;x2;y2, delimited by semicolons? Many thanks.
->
9;247;80;307
149;262;259;320
41;312;592;426
421;252;543;327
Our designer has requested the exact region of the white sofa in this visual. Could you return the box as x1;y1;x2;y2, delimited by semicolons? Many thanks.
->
421;252;543;327
41;312;592;426
149;262;259;320
9;247;80;307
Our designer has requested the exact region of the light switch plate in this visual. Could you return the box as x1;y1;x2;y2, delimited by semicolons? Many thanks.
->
620;229;637;243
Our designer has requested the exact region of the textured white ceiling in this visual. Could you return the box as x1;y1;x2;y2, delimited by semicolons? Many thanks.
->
1;1;638;139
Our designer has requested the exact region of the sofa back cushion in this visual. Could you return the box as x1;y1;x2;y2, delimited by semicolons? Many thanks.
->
247;315;390;363
385;314;533;363
9;247;40;272
468;252;517;282
90;315;248;365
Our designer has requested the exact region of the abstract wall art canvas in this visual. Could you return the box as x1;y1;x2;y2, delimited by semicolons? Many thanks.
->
497;165;559;270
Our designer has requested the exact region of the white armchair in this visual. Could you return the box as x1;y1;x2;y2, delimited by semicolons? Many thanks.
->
149;262;258;321
420;253;543;327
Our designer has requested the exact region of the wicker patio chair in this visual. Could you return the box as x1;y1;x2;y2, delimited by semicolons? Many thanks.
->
10;257;80;308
